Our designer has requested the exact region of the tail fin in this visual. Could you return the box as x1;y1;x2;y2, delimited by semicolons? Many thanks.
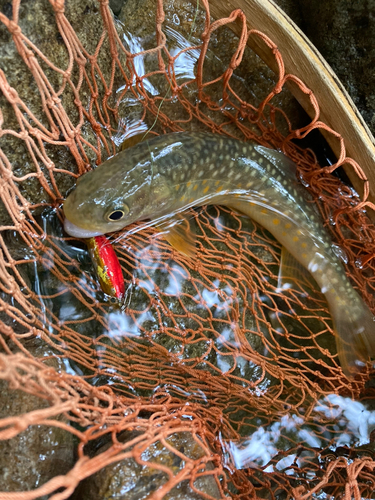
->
334;299;375;376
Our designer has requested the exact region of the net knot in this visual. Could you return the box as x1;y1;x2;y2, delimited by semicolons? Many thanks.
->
91;122;102;134
47;95;62;108
51;0;65;14
0;168;13;183
239;102;250;118
4;85;19;105
292;486;307;496
210;124;221;134
8;20;22;36
18;130;29;142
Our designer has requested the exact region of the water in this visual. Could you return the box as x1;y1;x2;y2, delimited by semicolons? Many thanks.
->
4;205;370;475
224;394;375;471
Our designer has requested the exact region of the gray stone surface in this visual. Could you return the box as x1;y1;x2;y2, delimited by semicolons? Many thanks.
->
118;0;308;138
0;0;125;224
74;430;222;500
274;0;375;136
0;347;75;498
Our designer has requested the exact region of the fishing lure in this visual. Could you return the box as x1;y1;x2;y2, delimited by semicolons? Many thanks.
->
86;235;125;301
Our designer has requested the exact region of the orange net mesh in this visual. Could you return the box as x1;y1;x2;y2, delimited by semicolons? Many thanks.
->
1;0;375;498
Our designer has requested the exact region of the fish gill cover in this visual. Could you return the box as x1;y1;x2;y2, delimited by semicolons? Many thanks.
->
0;0;375;499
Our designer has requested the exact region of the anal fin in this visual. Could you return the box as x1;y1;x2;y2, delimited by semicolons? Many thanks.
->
278;246;316;292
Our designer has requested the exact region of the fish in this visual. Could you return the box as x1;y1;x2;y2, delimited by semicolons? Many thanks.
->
63;131;375;375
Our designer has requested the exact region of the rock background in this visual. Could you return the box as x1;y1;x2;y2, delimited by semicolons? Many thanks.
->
274;0;375;136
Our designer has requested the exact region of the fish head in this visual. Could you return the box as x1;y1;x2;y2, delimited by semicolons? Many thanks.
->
63;153;172;238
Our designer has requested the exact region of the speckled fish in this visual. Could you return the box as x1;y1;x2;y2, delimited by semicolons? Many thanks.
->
63;131;375;375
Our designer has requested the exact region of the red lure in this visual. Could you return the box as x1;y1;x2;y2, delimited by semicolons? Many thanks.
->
86;235;125;300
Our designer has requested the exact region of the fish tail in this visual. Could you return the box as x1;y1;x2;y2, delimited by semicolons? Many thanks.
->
333;297;375;376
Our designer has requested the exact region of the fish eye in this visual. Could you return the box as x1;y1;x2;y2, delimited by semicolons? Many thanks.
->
106;205;129;222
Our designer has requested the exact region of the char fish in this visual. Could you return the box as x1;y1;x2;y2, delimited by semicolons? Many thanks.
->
63;132;375;375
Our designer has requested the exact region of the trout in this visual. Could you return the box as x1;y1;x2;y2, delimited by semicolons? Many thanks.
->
63;132;375;375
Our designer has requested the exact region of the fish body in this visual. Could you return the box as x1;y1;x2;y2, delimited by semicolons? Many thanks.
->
63;132;375;374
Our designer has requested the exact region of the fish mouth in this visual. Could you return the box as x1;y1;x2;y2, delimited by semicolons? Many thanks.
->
64;218;105;238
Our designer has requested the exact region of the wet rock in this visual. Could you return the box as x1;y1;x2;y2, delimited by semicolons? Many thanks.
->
74;430;222;499
0;210;104;377
118;0;308;138
0;363;75;497
109;0;126;17
0;0;125;224
274;0;375;136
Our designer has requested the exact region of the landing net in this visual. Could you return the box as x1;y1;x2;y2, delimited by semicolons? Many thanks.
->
0;0;375;499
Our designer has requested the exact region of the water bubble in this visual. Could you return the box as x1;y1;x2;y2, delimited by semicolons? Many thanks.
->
355;258;364;269
331;244;348;264
328;215;336;226
299;172;310;187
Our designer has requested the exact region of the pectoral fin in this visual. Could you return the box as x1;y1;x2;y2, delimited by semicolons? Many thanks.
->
156;212;197;258
120;132;146;151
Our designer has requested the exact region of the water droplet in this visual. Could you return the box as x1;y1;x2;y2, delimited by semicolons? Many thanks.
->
172;13;180;25
331;244;348;264
355;258;363;269
299;172;310;187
